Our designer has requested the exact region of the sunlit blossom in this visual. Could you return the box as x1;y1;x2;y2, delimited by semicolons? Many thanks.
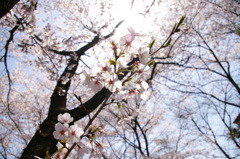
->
127;26;138;40
104;73;122;92
53;123;69;141
119;35;134;53
119;27;138;53
138;49;150;64
77;142;90;157
58;113;73;124
80;70;91;85
68;124;84;143
54;148;68;159
89;143;105;159
89;77;103;92
117;116;133;128
92;62;113;76
137;90;150;100
135;81;149;90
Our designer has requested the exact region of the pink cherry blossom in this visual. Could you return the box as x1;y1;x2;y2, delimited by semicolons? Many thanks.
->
92;62;113;77
119;34;134;53
53;148;68;159
77;141;90;157
138;49;150;64
119;27;138;53
127;26;139;41
58;113;73;124
68;124;84;143
136;63;150;74
135;81;149;90
89;143;105;159
53;123;69;141
137;90;150;100
89;77;103;92
104;73;122;92
80;70;91;85
117;116;134;129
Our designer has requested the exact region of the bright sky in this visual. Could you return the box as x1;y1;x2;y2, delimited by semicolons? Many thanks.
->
109;0;157;36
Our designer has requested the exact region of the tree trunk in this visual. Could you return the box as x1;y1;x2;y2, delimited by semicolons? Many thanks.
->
0;0;20;19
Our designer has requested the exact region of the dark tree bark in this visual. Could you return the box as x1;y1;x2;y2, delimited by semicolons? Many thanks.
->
0;0;20;19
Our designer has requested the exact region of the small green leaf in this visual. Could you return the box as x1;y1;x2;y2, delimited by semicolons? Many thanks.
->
45;151;50;158
148;39;156;49
108;59;116;65
131;65;137;71
164;38;171;47
173;16;186;33
176;16;185;28
17;44;25;47
119;52;125;57
235;28;240;36
117;102;123;109
147;60;155;66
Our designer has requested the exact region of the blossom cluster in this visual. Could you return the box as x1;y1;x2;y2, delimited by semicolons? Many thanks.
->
80;27;151;100
51;27;153;158
52;113;105;159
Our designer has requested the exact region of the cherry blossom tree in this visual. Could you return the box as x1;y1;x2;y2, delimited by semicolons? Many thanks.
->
0;0;239;159
151;0;240;158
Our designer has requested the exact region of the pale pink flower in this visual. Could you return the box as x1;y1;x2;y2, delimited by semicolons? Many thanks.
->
58;113;73;124
117;57;128;68
127;26;138;41
119;27;138;53
104;73;122;92
80;70;91;85
89;143;104;159
135;81;149;90
137;90;150;100
117;116;134;129
138;49;150;64
53;123;69;140
92;62;113;75
53;148;68;159
123;81;137;97
68;124;84;143
135;80;150;100
126;89;138;99
131;109;139;117
119;35;135;53
77;142;90;157
136;63;150;74
56;142;64;149
89;77;103;92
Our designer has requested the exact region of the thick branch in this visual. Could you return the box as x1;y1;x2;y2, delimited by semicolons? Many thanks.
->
0;0;20;19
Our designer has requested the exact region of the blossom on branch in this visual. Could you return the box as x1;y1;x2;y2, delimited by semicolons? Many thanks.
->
58;113;73;124
53;148;68;159
89;77;103;92
68;124;84;143
119;27;138;53
89;143;105;159
104;73;122;92
138;48;150;64
53;123;69;141
77;141;90;157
